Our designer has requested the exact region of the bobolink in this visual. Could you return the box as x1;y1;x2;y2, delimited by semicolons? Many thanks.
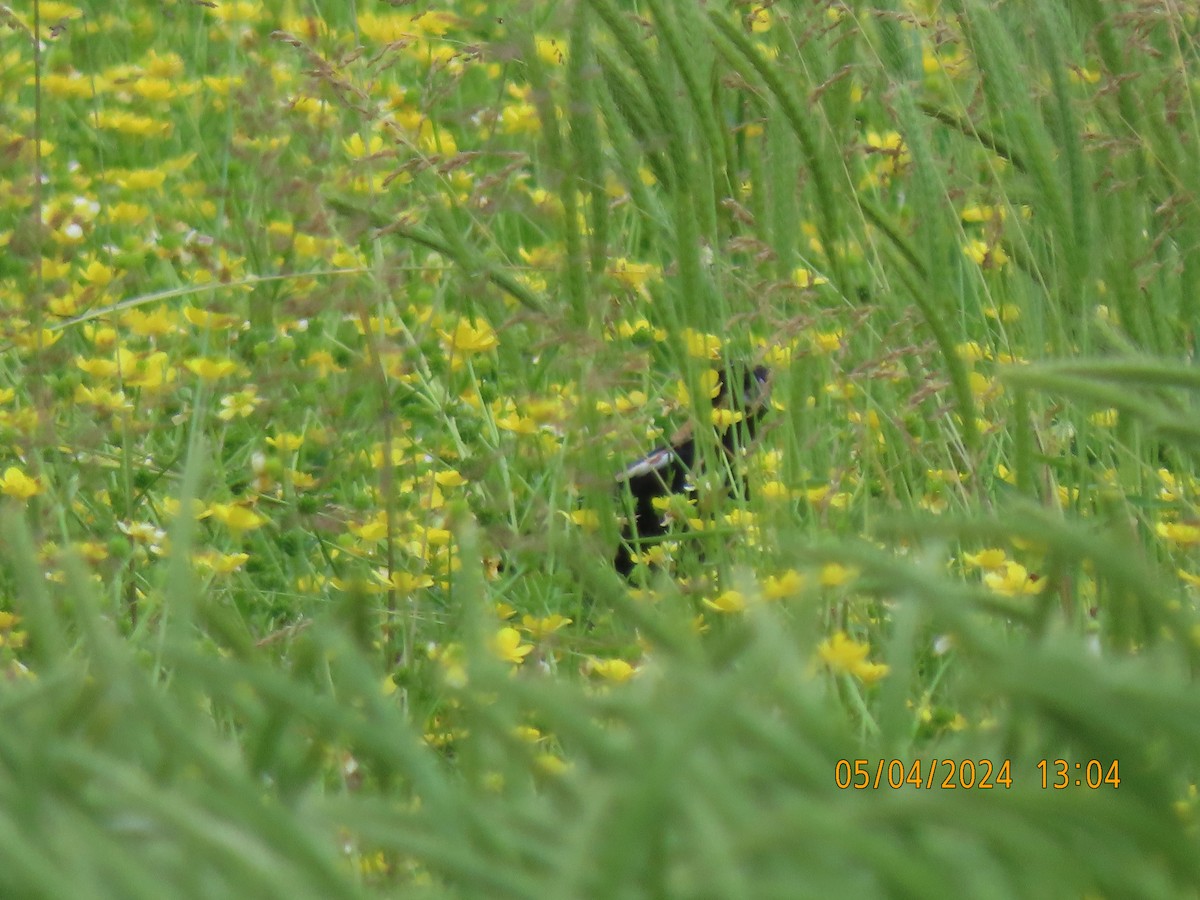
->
614;365;771;577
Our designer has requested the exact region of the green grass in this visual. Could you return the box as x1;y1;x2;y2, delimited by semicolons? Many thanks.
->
2;0;1200;895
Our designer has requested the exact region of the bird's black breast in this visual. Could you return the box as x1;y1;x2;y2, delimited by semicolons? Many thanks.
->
612;364;770;578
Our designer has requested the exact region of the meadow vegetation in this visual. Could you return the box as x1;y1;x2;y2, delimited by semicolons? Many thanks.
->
2;0;1200;895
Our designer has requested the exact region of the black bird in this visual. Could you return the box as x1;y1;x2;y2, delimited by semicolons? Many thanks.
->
613;365;771;578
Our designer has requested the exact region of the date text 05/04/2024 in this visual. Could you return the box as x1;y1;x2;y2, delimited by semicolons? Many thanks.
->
833;759;1121;790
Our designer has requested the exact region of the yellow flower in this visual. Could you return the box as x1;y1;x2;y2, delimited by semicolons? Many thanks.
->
969;371;1003;402
824;379;857;401
535;753;570;775
567;508;600;531
1158;468;1181;502
1068;65;1101;85
818;632;890;683
535;36;567;65
304;350;344;377
124;351;177;389
923;45;971;80
522;614;572;639
343;132;385;158
202;74;243;96
77;542;109;563
79;258;116;286
747;6;773;33
515;246;559;275
122;309;177;340
495;411;537;434
290;470;316;490
84;324;119;349
983;561;1045;596
490;626;533;665
855;661;891;686
266;432;305;452
683;328;723;360
673;370;720;407
218;388;261;420
94;109;172;138
615;390;648;413
587;657;637;682
193;550;250;574
132;75;186;102
162;497;208;520
760;481;792;501
961;204;1004;223
703;589;746;614
440;317;499;355
184;357;238;381
962;238;1009;269
513;725;543;743
183;306;242;330
962;548;1007;571
118;520;167;549
818;631;865;670
983;304;1020;323
763;569;805;600
349;517;388;541
410;524;452;547
710;407;745;428
811;330;844;353
434;470;466;488
957;341;991;363
43;71;95;99
0;467;42;501
501;101;540;135
859;131;910;189
11;327;62;350
74;385;132;414
379;571;435;593
1158;522;1200;546
819;563;858;588
606;257;660;292
87;348;123;379
209;0;264;24
207;503;268;533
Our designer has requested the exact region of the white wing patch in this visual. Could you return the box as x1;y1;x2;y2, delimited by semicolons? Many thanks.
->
616;447;675;482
